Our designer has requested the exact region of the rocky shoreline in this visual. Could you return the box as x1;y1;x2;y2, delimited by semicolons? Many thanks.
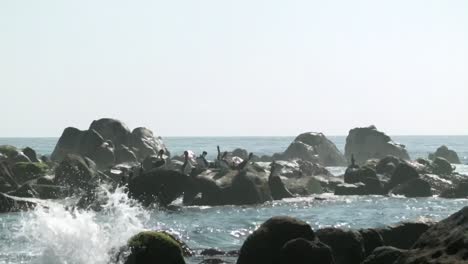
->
0;118;467;263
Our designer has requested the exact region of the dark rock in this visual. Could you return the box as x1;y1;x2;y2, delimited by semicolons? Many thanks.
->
51;119;169;168
0;193;37;213
9;184;39;198
116;145;138;164
376;222;432;249
282;132;346;166
13;153;31;163
11;162;49;184
31;184;69;199
362;246;406;264
54;154;98;191
124;231;186;264
388;163;419;189
390;178;432;197
0;161;18;190
375;156;402;175
131;127;169;160
237;216;315;264
280;238;335;264
344;166;377;184
429;145;461;164
440;180;468;198
22;147;40;163
316;228;365;264
432;157;454;175
227;171;271;205
200;248;225;256
89;118;131;148
394;206;468;264
359;229;385;257
345;126;410;164
128;169;189;207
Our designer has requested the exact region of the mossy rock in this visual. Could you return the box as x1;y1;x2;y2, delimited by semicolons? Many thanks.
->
0;145;19;158
125;231;186;264
12;162;49;183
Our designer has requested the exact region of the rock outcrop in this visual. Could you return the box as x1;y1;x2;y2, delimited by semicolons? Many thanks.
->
123;231;186;264
281;132;346;166
51;118;169;168
237;216;317;264
345;126;410;164
394;206;468;263
429;145;461;164
316;228;365;264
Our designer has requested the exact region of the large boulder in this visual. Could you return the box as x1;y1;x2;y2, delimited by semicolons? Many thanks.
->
280;238;335;264
431;157;454;175
388;163;420;189
376;222;432;250
440;180;468;198
237;216;316;264
429;145;461;164
226;171;271;205
359;229;385;257
54;154;98;191
128;169;189;207
22;147;40;163
282;132;346;166
131;127;169;160
345;126;410;164
51;119;169;168
89;118;131;148
390;178;432;198
316;228;365;264
394;206;468;264
123;231;186;264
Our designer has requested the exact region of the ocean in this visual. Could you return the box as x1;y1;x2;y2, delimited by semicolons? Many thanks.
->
0;136;468;264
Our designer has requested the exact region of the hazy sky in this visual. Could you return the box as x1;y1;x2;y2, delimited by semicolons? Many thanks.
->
1;0;467;137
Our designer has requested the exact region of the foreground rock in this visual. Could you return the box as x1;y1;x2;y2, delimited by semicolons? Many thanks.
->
280;132;346;166
345;126;410;164
394;206;468;263
362;246;406;264
429;145;461;164
123;231;186;264
376;222;433;250
0;193;37;213
237;216;322;264
51;118;169;168
316;228;365;264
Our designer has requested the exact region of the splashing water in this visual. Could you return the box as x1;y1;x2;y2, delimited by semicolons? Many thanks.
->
19;186;149;264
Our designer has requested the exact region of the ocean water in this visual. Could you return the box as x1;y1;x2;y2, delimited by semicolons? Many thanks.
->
1;136;468;264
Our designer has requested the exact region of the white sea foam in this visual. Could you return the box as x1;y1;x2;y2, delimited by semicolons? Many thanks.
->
19;186;149;264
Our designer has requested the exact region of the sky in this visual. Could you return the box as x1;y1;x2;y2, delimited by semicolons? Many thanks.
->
0;0;467;137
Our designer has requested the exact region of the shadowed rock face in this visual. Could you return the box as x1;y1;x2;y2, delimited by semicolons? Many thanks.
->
394;206;468;264
345;126;410;165
281;132;346;166
316;228;365;264
237;216;316;264
51;118;169;168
